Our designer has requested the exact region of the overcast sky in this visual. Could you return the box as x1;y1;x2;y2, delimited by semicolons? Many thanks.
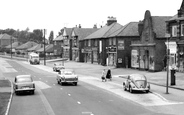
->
0;0;182;38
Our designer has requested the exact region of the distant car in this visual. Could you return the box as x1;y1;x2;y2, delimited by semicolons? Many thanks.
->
13;75;35;95
56;69;78;86
53;63;65;72
123;74;150;93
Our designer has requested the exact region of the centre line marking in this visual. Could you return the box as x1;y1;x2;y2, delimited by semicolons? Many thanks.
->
77;101;81;104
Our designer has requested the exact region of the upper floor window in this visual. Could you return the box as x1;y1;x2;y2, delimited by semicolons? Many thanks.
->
181;24;184;36
109;38;112;45
172;25;177;37
113;38;116;45
64;38;69;46
88;40;91;47
73;38;77;47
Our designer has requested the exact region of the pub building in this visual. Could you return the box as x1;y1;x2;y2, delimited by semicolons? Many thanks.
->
166;0;184;72
131;10;172;71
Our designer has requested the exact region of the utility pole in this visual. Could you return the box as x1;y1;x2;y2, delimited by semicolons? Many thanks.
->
10;36;12;58
166;36;170;94
44;29;46;65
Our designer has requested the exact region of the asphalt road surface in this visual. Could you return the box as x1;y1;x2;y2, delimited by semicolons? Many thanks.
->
1;58;184;115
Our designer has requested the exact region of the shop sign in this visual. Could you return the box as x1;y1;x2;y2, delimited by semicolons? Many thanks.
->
165;42;177;54
118;40;124;50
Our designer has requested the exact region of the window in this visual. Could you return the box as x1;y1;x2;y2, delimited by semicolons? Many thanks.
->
172;25;177;37
109;38;112;45
181;24;184;36
88;40;91;46
113;38;116;45
94;40;98;46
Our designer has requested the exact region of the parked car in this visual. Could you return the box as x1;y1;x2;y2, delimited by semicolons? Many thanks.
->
53;63;65;72
13;75;35;95
123;74;150;93
56;69;78;86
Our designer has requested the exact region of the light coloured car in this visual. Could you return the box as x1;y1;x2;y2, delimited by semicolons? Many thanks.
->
53;63;65;72
13;75;35;95
56;69;78;86
123;74;150;93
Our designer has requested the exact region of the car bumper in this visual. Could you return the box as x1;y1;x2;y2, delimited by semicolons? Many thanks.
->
15;88;35;92
132;88;149;91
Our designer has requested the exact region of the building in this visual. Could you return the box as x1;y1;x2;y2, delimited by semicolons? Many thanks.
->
107;22;139;68
131;10;172;71
53;35;64;57
82;17;122;66
71;26;98;62
0;33;17;51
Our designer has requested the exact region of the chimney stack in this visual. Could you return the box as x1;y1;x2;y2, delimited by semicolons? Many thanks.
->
107;16;117;26
138;20;143;36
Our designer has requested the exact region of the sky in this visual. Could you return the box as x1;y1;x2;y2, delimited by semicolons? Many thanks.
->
0;0;183;38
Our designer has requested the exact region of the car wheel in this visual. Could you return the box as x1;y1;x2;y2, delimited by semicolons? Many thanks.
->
74;82;77;86
31;90;34;95
146;90;149;93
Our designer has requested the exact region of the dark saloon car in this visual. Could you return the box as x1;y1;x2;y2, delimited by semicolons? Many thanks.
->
123;74;150;93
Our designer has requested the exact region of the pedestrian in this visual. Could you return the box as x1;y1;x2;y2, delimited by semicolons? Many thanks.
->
101;69;106;82
106;68;112;81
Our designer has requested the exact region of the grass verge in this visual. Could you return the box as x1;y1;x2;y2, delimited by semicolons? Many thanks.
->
0;92;11;115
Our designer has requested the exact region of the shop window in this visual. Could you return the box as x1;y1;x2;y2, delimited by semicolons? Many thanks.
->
172;25;177;37
181;24;184;36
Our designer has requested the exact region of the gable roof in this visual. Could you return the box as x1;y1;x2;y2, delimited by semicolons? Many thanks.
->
53;35;63;41
72;28;98;41
152;16;172;38
15;41;38;50
63;28;73;38
84;22;122;40
0;33;17;40
5;41;20;49
36;44;53;53
109;22;139;37
27;44;43;52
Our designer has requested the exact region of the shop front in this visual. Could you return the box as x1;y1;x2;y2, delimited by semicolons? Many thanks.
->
83;48;92;63
107;46;117;66
72;48;79;61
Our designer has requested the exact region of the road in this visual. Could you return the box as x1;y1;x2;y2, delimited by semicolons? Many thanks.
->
1;58;184;115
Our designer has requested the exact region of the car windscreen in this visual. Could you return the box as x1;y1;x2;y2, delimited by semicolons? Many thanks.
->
133;75;146;81
17;77;32;83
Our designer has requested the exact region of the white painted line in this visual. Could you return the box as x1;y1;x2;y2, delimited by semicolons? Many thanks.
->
68;94;71;96
37;86;55;115
82;112;93;115
77;101;81;104
5;80;13;115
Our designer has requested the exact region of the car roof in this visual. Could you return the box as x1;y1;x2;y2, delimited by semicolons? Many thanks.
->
16;75;32;78
130;74;146;80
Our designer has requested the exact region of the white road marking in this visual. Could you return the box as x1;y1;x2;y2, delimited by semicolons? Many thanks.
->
0;60;17;73
36;86;55;115
77;101;81;104
68;94;71;96
34;81;51;89
82;112;93;115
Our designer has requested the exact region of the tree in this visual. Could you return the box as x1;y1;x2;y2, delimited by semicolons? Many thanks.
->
57;28;64;37
33;29;43;43
48;31;54;44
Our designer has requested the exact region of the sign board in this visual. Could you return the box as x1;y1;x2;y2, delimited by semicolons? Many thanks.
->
118;40;124;50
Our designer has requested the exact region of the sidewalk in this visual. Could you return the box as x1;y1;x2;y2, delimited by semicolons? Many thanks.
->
0;54;184;91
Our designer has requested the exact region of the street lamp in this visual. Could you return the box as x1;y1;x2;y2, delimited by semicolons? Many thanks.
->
43;29;46;65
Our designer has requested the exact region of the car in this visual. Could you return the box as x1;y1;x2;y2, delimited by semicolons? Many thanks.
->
13;75;35;95
53;63;65;72
56;69;78;86
123;74;150;93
